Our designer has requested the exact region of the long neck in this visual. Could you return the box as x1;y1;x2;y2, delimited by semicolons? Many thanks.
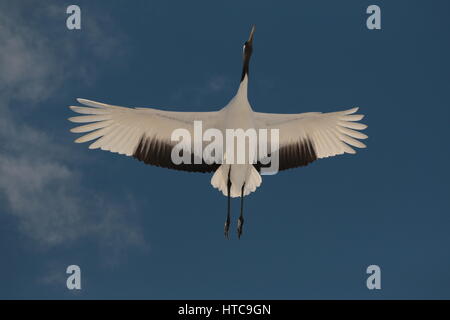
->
241;57;250;82
240;47;252;82
232;45;252;106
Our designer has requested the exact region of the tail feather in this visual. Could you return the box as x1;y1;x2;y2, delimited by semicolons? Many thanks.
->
211;165;262;197
244;165;262;196
211;164;230;196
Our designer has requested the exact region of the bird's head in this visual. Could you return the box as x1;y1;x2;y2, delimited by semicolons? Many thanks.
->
243;25;255;59
241;25;255;81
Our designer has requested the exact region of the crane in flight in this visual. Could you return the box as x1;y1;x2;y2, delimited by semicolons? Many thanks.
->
68;26;367;239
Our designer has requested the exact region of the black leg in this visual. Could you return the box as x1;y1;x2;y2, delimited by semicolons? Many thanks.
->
224;170;231;239
237;184;245;239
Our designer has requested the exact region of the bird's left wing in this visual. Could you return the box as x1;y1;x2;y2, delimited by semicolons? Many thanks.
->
68;98;221;172
254;107;368;171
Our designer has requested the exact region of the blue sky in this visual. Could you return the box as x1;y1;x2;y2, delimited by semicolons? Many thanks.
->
1;0;450;299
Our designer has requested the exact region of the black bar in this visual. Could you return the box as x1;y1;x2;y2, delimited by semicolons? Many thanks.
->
1;300;448;318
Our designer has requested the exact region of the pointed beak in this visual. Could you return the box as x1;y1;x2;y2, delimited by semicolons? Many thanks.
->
248;25;255;44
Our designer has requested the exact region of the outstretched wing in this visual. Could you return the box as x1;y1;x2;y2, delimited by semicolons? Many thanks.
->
68;99;220;172
254;107;368;171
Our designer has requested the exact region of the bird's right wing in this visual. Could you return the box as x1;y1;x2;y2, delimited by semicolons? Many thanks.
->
254;107;368;171
69;98;221;172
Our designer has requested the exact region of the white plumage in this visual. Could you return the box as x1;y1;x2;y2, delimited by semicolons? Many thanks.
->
69;86;367;195
68;26;367;238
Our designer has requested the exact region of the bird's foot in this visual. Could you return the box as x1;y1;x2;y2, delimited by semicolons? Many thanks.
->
237;216;244;239
224;218;231;239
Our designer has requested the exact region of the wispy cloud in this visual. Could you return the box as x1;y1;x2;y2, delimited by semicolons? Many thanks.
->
0;1;145;253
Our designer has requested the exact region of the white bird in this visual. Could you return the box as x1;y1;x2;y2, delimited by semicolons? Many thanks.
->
68;26;367;239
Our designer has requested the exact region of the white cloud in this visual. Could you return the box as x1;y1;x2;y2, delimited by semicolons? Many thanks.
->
0;1;145;252
0;12;55;102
